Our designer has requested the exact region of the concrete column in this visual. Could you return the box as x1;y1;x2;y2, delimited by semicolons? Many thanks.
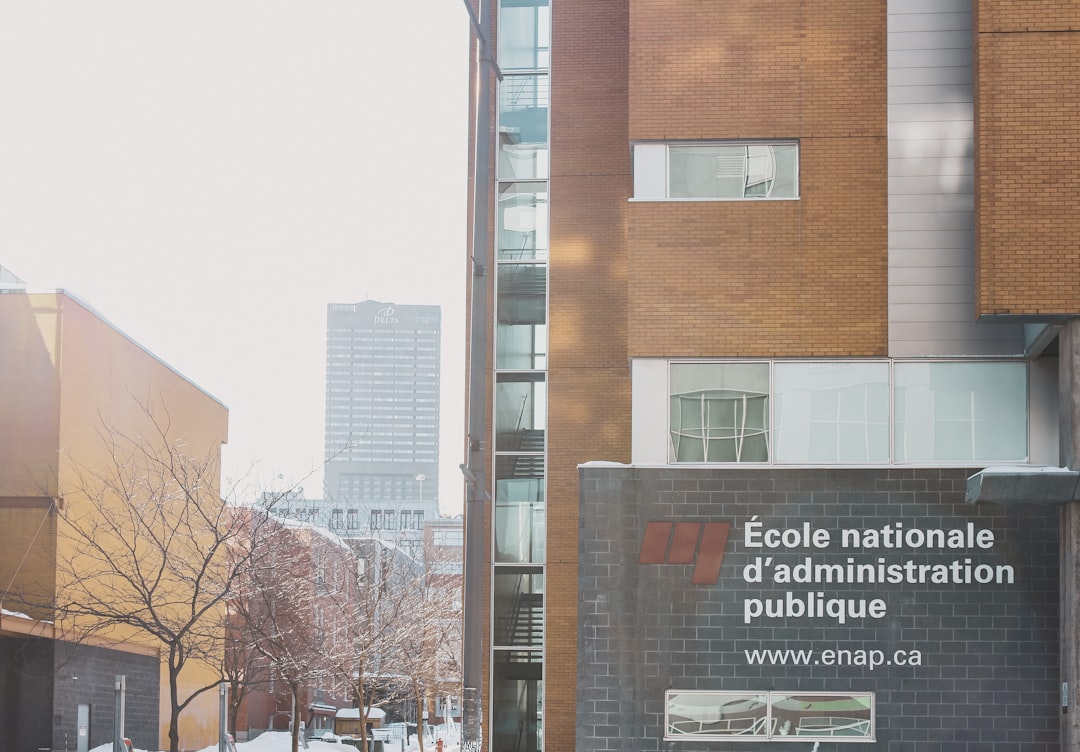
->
1060;318;1080;749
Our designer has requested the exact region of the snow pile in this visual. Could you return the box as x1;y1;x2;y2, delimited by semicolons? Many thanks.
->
91;724;461;752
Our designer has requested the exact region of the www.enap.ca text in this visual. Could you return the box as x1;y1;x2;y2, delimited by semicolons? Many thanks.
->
744;646;923;670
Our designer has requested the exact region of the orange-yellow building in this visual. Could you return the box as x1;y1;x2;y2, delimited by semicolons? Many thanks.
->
0;283;229;752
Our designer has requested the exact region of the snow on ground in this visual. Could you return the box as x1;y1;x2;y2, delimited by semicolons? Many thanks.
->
92;725;461;752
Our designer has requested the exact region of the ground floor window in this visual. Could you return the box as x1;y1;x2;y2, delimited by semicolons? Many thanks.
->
668;360;1028;465
665;690;874;742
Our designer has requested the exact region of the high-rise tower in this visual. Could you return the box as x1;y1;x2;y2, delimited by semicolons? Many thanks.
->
323;300;440;504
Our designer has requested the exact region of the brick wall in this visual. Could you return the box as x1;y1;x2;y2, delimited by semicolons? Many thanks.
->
579;466;1060;751
628;0;883;140
547;0;632;748
0;637;160;752
626;0;888;358
50;641;161;752
975;1;1080;315
547;3;889;749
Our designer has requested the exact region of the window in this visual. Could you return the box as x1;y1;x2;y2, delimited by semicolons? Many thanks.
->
433;528;464;547
498;0;550;71
667;360;1028;465
670;363;770;462
894;361;1027;462
498;183;549;261
370;510;382;530
774;361;889;463
634;142;799;200
499;74;549;180
665;691;874;742
414;510;425;529
401;511;411;530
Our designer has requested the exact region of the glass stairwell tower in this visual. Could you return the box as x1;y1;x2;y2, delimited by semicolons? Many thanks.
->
491;2;549;751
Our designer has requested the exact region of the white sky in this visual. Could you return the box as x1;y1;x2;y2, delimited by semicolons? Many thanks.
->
0;2;471;514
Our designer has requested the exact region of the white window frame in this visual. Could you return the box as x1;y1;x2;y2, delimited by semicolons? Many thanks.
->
661;359;1029;466
632;141;800;201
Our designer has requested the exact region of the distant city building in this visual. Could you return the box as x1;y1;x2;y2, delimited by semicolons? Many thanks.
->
228;512;358;741
423;516;464;587
262;490;437;561
423;516;464;723
323;300;440;505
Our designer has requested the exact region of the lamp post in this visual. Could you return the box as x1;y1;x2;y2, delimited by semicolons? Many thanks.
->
113;675;126;752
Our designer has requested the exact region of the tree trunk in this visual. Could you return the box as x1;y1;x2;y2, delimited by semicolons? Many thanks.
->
168;647;182;752
415;686;425;752
229;691;241;738
290;682;301;752
356;683;370;752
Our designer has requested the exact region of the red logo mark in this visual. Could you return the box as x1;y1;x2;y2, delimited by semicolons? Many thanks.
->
638;521;731;585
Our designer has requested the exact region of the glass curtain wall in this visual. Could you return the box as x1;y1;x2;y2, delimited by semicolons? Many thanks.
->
493;1;549;751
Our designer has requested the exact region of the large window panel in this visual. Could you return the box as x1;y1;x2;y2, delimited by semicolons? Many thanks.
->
499;74;549;180
495;456;545;563
670;363;769;462
894;361;1027;462
667;691;770;739
661;142;798;200
495;372;546;452
774;362;889;463
498;183;549;260
492;649;543;752
496;263;547;370
498;0;550;71
494;566;543;648
665;691;874;742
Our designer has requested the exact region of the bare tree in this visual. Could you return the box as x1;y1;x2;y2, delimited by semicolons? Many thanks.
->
396;573;462;752
231;512;358;752
223;601;270;738
39;405;290;752
318;536;422;752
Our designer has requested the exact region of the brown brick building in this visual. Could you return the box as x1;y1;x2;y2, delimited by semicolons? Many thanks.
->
464;1;1080;750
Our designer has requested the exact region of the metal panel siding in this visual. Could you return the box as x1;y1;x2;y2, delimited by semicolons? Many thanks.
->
903;0;972;11
890;246;972;268
888;30;977;51
890;66;973;86
890;48;973;69
888;12;972;33
891;285;975;305
889;211;973;231
888;0;1023;356
888;192;973;213
890;266;974;285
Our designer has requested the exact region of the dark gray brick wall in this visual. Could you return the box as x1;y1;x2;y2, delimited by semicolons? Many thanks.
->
51;640;161;752
578;467;1060;751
